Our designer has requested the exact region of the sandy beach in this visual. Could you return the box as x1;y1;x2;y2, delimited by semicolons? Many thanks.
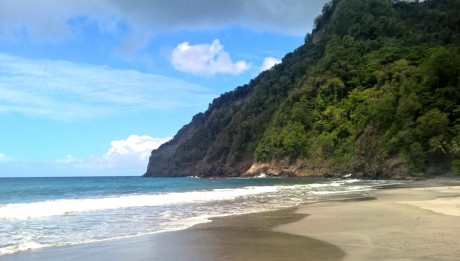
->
276;179;460;260
2;179;460;261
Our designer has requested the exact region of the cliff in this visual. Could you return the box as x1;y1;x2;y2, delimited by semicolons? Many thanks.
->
145;0;460;178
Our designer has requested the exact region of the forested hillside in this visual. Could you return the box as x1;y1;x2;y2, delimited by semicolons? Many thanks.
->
145;0;460;178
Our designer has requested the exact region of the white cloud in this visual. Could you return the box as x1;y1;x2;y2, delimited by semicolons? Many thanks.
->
0;135;167;176
0;136;172;176
0;153;12;163
261;57;282;71
0;53;215;120
51;135;171;175
0;0;328;54
104;135;171;163
55;155;82;165
171;39;250;76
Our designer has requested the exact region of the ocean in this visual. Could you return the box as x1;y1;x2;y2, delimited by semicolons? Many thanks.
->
0;176;402;256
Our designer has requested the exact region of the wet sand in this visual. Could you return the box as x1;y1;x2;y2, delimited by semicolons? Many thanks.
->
1;208;344;261
276;179;460;260
3;179;460;261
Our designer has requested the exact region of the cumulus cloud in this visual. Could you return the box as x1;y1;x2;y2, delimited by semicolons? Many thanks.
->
0;136;170;176
261;57;282;72
171;39;250;76
0;53;215;120
104;135;171;164
0;0;328;53
54;135;171;174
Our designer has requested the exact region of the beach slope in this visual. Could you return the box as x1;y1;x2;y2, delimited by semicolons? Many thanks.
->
276;180;460;260
3;180;460;261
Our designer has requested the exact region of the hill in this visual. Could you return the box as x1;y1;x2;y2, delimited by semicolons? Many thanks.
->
144;0;460;178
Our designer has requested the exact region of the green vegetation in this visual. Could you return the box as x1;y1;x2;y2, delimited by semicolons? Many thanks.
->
145;0;460;178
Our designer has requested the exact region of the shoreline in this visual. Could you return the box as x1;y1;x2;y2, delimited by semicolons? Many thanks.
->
2;178;460;260
1;208;345;261
276;178;460;260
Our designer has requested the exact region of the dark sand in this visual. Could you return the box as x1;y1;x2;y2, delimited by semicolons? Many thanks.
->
3;179;460;261
1;208;344;261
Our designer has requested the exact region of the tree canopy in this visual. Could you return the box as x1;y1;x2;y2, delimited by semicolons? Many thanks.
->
145;0;460;178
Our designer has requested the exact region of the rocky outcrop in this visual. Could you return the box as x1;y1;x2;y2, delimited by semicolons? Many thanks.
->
144;84;255;177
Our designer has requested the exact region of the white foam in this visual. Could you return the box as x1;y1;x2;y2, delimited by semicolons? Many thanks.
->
0;178;405;257
345;185;364;190
308;183;330;188
311;191;344;195
0;186;278;220
309;179;358;187
0;241;49;256
341;179;361;184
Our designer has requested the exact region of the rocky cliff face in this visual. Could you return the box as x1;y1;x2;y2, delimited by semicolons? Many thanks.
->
144;84;253;177
145;0;460;178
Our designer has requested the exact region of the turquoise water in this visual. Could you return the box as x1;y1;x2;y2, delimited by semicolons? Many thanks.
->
0;176;401;255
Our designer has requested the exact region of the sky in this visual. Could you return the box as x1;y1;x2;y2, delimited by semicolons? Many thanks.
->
0;0;328;177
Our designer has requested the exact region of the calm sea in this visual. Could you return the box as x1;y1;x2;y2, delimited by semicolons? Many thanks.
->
0;176;402;256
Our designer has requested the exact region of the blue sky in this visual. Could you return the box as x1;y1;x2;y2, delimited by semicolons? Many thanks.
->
0;0;328;177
